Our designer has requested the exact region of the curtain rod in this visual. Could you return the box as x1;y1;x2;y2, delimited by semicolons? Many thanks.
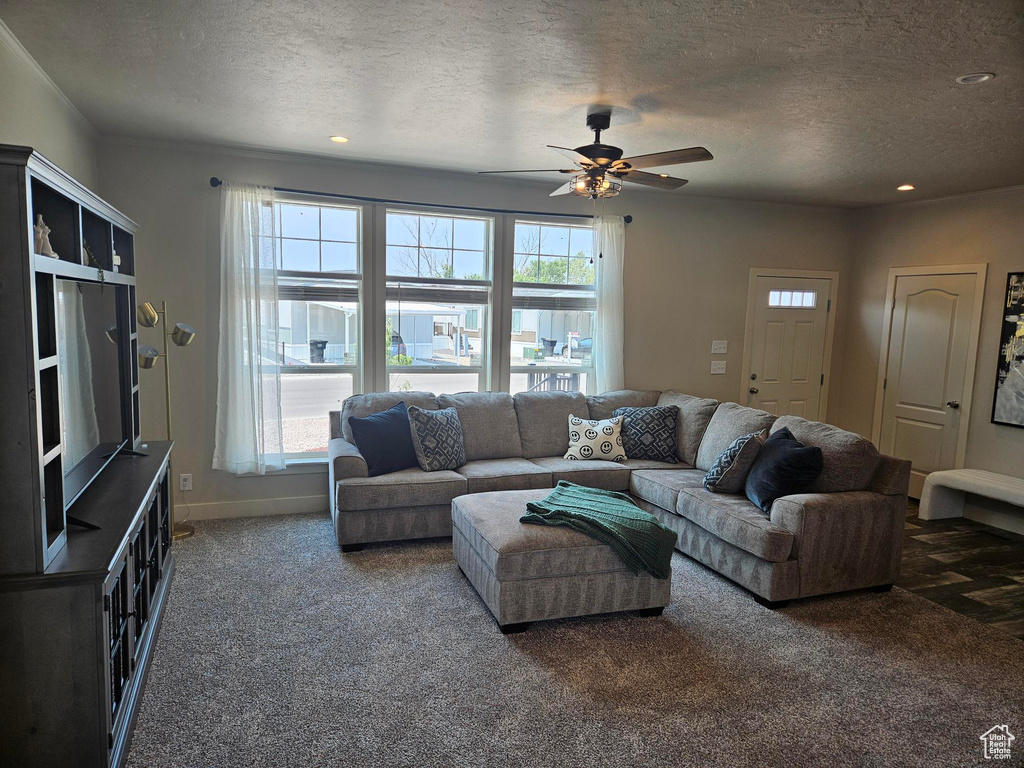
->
208;177;632;223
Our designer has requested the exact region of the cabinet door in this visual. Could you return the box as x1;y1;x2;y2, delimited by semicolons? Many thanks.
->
103;554;133;747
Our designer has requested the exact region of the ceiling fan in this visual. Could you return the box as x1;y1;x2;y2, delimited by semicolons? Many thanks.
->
479;112;713;198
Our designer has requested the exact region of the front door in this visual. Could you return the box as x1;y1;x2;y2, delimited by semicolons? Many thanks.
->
746;276;832;419
879;273;978;497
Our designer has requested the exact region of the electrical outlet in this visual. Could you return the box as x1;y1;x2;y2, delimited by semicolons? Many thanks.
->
711;360;727;375
711;340;728;354
179;473;193;492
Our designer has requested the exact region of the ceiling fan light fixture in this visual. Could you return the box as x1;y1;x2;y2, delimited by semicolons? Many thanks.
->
570;172;621;199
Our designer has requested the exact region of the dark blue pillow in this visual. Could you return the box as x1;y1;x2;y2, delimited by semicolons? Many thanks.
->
744;427;823;513
348;402;419;477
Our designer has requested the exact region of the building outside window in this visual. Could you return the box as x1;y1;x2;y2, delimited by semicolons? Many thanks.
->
509;220;596;395
273;199;362;456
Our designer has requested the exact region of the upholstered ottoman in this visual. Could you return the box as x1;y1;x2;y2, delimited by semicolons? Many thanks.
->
452;489;671;633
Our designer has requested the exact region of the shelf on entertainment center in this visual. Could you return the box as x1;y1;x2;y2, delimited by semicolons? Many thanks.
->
43;442;172;579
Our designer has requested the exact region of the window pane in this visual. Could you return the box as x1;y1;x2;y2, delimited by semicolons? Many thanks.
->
569;227;593;260
512;309;523;334
281;372;353;454
453;250;485;279
419;248;452;279
568;257;595;285
281;238;319;271
515;223;540;255
511;371;587;395
539;225;570;256
540;256;569;284
322;241;357;272
322;207;357;242
280;204;319;240
514;255;541;283
803;291;816;307
769;290;781;306
386;245;419;276
388;371;479;395
453;218;486;250
278;300;359;365
510;309;594;368
781;291;792;306
387;302;485;367
386;213;419;246
419;216;453;248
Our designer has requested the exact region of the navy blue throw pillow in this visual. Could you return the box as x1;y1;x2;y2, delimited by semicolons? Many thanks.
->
744;427;823;513
348;402;419;477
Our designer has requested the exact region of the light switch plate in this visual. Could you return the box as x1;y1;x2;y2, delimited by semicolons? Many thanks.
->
711;340;728;354
711;360;727;375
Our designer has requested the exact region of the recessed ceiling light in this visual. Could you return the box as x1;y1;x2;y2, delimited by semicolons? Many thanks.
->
329;135;350;143
897;184;915;191
659;173;669;178
956;72;995;85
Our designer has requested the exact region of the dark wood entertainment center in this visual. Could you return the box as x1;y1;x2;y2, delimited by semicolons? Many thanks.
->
0;146;174;768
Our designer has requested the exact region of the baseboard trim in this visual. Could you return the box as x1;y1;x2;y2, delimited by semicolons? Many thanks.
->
175;494;328;521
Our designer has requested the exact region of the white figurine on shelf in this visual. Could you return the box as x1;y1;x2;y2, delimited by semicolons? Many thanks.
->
112;250;121;271
34;215;59;258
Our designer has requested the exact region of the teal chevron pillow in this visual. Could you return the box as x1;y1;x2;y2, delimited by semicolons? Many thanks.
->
702;429;767;494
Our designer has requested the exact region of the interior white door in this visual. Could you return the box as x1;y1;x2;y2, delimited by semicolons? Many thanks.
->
747;276;832;419
879;273;977;498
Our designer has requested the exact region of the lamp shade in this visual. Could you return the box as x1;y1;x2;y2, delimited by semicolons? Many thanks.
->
138;344;161;369
171;322;197;347
137;302;159;328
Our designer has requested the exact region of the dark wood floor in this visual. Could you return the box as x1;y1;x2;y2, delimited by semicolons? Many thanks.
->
897;500;1024;639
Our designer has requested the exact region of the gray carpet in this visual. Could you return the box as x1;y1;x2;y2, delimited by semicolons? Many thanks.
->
127;513;1024;768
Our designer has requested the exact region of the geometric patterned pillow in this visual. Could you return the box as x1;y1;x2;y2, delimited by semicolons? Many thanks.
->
702;429;767;494
612;405;679;463
407;405;466;472
564;414;626;462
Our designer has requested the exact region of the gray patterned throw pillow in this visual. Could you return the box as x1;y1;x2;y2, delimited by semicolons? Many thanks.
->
407;405;466;472
702;429;767;493
613;405;679;463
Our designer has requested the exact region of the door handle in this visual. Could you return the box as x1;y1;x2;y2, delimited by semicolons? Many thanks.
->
749;387;759;395
946;400;960;409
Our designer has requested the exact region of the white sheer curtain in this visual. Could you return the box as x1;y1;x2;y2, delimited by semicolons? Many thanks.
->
212;183;285;475
594;215;626;393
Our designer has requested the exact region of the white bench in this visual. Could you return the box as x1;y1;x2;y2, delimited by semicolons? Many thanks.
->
919;469;1024;520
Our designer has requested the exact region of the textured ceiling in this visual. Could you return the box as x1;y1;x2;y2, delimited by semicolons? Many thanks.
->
1;0;1022;206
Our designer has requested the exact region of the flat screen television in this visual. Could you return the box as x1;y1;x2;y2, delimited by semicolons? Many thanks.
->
55;278;127;509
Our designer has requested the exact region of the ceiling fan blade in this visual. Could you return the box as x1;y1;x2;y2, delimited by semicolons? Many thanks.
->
478;169;574;174
615;147;713;170
549;181;575;196
547;145;595;167
618;170;688;190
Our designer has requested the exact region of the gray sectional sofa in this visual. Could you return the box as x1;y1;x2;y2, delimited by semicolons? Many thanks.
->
328;389;910;606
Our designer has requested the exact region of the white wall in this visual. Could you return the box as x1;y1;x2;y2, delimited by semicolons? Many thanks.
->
95;136;856;519
0;20;97;187
834;186;1024;531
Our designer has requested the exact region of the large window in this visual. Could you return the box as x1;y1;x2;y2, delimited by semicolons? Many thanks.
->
509;220;595;395
274;199;362;455
385;210;492;394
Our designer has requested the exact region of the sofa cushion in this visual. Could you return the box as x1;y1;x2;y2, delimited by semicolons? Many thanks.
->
340;391;438;442
565;415;626;462
437;392;523;461
745;427;824;513
455;458;553;494
630;469;705;512
586;389;661;420
657;391;719;466
694;402;777;471
408;405;466;471
528;456;630;491
614;405;679;462
675;486;795;563
346;402;418;477
702;429;767;494
452;489;632;581
514;390;589;458
771;416;882;493
621;458;691;471
335;467;467;511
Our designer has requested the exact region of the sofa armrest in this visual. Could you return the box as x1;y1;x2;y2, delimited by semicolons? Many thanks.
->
329;438;368;484
770;491;905;598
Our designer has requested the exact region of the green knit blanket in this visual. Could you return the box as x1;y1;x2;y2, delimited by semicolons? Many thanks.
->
521;481;677;579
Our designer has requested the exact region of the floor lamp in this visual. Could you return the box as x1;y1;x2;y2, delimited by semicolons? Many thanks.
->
138;300;197;541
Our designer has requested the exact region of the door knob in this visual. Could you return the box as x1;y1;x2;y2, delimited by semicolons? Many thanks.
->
749;387;759;395
946;400;960;409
